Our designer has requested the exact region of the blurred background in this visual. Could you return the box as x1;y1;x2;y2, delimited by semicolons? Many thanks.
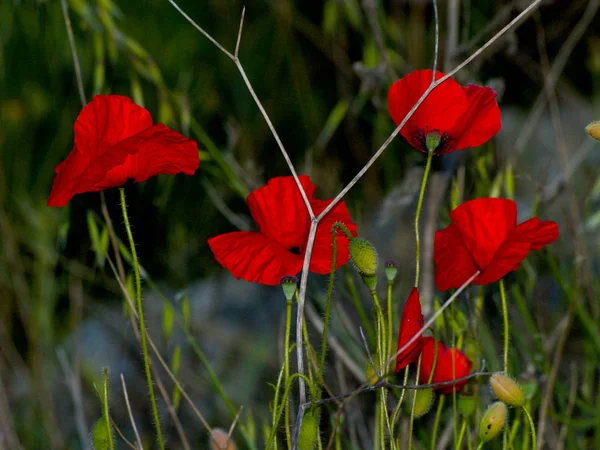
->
1;0;600;448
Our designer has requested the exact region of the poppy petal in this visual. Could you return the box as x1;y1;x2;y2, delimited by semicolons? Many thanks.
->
388;70;466;152
309;198;357;274
452;85;501;150
74;95;153;156
434;224;479;291
419;338;472;395
476;217;559;285
395;288;425;371
208;231;304;285
450;198;517;269
247;176;315;251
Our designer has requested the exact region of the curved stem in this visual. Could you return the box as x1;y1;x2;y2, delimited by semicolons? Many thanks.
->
119;188;165;450
408;354;422;450
431;395;445;450
523;406;537;450
284;299;293;449
387;281;394;359
103;368;114;450
414;150;434;288
499;279;509;372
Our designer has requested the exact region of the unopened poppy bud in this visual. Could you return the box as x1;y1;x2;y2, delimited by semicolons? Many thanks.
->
360;273;378;291
490;373;524;407
458;395;476;416
405;389;435;417
586;121;600;140
349;238;378;276
210;428;237;450
298;409;319;450
479;401;507;443
280;276;299;301
384;259;400;282
426;131;441;152
365;354;381;385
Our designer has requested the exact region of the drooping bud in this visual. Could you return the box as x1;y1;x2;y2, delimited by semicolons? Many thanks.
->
586;121;600;140
425;131;442;152
280;276;299;301
349;238;378;276
479;402;507;443
458;395;476;416
405;389;435;418
490;373;525;407
210;428;237;450
384;259;400;282
298;409;319;450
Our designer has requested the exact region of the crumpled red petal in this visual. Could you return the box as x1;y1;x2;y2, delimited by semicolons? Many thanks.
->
388;70;466;151
434;224;479;292
248;176;315;251
452;85;502;150
419;337;472;395
208;231;304;286
395;288;425;371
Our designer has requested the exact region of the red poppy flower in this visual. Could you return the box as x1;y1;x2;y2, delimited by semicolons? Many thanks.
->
419;337;472;395
395;288;425;371
208;176;357;285
434;198;559;291
387;70;501;154
48;95;199;207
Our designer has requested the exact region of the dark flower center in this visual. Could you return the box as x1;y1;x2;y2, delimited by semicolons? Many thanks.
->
288;246;301;255
414;129;454;154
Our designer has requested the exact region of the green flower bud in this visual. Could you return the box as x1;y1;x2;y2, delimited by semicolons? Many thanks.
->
458;395;477;416
426;131;442;152
298;409;319;450
360;273;378;291
349;238;378;276
490;373;525;407
586;121;600;140
405;389;435;418
384;259;400;282
479;401;507;443
280;276;299;301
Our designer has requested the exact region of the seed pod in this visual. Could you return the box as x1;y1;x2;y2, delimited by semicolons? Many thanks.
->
404;388;435;418
490;373;525;407
384;259;400;282
349;238;378;276
210;428;237;450
280;276;299;301
479;401;508;443
586;121;600;140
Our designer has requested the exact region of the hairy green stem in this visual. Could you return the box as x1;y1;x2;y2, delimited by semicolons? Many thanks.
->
284;299;293;449
499;279;509;372
387;281;394;360
430;395;445;450
103;368;114;450
523;406;537;450
119;188;164;450
414;150;434;288
407;353;422;450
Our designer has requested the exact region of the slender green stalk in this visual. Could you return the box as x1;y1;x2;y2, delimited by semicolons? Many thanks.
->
499;279;509;373
103;368;115;450
345;272;375;343
456;419;467;449
391;366;410;443
284;299;293;449
430;395;445;450
414;150;434;288
522;406;537;450
271;363;285;450
408;353;422;450
387;280;394;359
119;188;165;450
476;442;484;450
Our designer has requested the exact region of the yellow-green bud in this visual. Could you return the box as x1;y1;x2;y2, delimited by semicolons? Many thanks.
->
490;373;525;407
298;409;319;450
365;354;381;386
280;276;299;301
458;395;477;416
349;238;378;276
405;389;435;418
479;402;507;443
91;418;113;450
586;121;600;140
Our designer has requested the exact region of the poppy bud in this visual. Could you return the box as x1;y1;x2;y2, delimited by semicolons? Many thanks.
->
384;259;400;282
425;131;442;152
365;354;381;385
490;373;524;407
458;395;476;416
360;273;378;291
586;121;600;140
349;238;378;276
280;276;299;301
298;409;319;450
405;389;435;417
479;401;507;443
210;428;237;450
